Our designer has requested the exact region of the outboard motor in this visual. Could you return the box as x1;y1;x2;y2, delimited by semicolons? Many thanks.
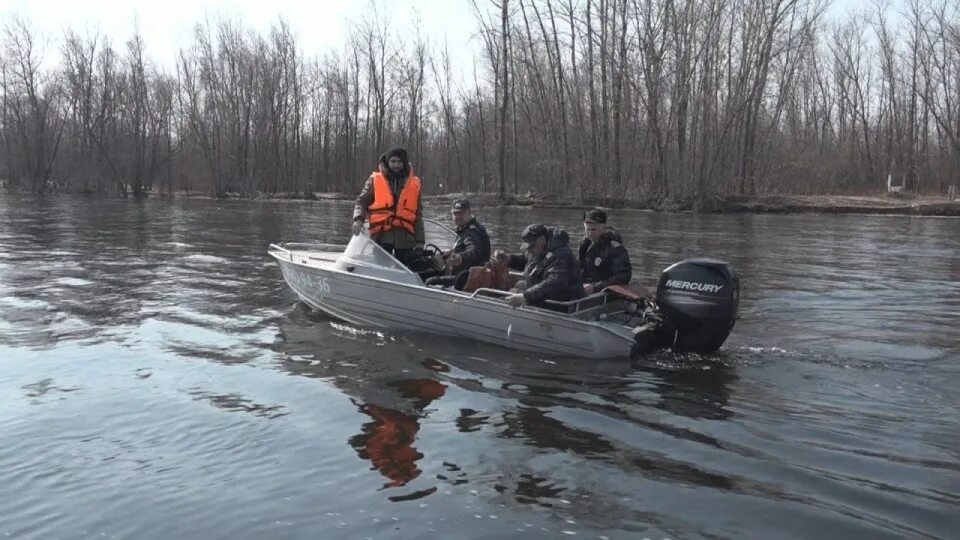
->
641;259;739;354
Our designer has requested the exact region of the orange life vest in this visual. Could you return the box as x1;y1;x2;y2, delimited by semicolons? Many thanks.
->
367;171;421;236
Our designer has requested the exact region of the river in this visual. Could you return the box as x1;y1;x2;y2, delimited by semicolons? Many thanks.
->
0;194;958;539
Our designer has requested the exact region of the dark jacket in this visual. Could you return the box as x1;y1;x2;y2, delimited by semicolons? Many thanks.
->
352;155;425;249
578;229;632;289
449;217;491;275
508;228;585;306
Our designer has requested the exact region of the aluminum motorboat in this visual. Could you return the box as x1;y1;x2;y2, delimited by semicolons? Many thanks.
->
268;233;739;359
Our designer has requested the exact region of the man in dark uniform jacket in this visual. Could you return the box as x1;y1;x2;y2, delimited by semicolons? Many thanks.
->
578;208;632;295
444;199;490;275
497;224;585;308
424;199;491;289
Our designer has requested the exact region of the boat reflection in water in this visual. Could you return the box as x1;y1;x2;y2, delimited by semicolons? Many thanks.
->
272;306;743;510
273;313;452;501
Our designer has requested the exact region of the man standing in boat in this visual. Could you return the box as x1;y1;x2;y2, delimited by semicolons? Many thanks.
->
352;146;425;263
578;209;633;295
496;224;585;308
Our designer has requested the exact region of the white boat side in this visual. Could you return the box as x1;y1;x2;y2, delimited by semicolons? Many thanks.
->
268;236;638;359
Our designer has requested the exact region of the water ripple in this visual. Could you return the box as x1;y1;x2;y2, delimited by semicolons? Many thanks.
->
0;195;957;539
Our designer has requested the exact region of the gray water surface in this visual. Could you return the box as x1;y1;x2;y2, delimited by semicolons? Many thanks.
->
1;195;958;539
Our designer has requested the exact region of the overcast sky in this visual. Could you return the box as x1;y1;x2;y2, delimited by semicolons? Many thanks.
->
0;0;481;80
1;0;900;81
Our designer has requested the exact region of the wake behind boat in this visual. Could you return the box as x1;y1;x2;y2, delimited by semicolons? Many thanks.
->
268;233;740;359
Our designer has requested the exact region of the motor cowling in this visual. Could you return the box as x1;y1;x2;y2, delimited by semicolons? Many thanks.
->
653;258;739;353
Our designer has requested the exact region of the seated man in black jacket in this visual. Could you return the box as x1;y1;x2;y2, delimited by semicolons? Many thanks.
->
578;208;632;295
424;199;491;289
444;199;490;275
495;224;585;308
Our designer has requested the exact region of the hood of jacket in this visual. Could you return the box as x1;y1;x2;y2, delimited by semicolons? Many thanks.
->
584;227;623;247
378;146;411;178
546;227;571;251
599;228;623;245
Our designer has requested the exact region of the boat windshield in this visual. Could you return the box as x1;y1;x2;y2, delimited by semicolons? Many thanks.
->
337;234;417;274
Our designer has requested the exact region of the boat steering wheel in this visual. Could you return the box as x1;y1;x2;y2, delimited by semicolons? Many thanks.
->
423;243;446;271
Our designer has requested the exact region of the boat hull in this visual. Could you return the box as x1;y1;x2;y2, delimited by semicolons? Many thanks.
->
271;247;636;359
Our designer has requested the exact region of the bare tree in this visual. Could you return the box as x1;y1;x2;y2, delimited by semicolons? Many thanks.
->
2;16;64;193
3;0;960;202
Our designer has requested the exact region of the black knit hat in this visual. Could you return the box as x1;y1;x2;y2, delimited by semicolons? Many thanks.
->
452;199;470;212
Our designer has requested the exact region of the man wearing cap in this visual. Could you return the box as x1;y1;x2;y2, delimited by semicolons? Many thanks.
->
579;208;633;295
495;224;584;308
445;199;491;275
352;146;425;263
424;199;491;289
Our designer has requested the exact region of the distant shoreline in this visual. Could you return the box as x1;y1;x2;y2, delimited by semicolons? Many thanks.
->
423;193;960;217
3;189;958;217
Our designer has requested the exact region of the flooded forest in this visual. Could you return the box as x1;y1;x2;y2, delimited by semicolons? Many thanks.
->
1;0;959;203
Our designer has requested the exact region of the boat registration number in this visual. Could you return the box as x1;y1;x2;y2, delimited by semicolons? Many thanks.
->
290;272;332;296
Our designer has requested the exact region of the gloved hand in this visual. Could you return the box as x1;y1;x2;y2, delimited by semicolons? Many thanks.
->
506;293;525;308
351;219;365;236
433;251;446;272
446;253;463;270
